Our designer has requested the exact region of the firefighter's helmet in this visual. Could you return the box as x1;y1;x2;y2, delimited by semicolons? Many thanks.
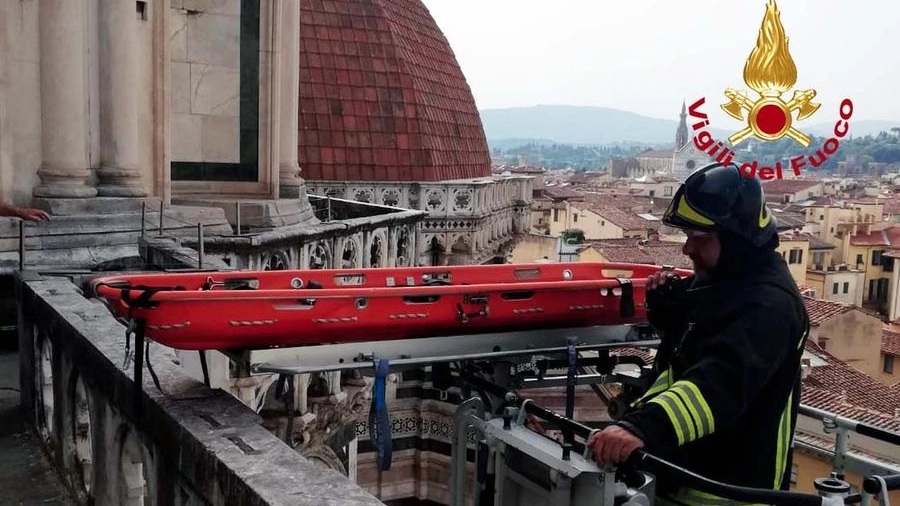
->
663;162;777;248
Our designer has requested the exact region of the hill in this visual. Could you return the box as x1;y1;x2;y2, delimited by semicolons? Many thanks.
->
479;105;900;146
806;120;900;139
478;105;731;145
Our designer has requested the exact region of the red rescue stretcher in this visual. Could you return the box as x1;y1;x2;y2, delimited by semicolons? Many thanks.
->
89;262;692;351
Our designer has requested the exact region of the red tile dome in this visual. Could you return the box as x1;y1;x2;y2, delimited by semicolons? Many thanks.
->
298;0;491;182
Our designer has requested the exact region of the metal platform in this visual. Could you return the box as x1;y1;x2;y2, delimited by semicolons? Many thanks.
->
239;323;659;376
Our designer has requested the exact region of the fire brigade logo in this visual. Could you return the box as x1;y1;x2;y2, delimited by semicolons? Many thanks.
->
686;0;854;180
720;0;820;147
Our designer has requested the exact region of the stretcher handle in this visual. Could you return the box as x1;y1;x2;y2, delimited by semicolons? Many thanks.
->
863;473;900;494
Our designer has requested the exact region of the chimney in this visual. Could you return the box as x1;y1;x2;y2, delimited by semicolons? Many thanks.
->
800;358;812;380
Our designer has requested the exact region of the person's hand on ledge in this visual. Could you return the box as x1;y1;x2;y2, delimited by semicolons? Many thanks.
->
14;207;51;222
0;201;51;222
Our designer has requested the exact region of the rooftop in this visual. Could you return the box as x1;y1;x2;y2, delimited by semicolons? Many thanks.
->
802;296;855;325
779;232;835;250
762;179;824;195
884;328;900;356
582;239;691;269
802;341;900;432
574;203;656;231
849;226;900;247
541;186;584;201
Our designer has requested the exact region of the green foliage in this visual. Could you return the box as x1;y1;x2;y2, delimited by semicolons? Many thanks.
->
493;141;653;170
492;129;900;173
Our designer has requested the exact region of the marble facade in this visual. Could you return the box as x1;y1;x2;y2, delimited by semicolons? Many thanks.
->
0;0;310;210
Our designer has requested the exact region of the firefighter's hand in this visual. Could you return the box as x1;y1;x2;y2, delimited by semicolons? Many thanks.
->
587;425;644;467
645;271;688;330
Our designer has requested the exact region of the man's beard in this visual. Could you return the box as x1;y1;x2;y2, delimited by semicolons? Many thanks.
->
690;256;713;282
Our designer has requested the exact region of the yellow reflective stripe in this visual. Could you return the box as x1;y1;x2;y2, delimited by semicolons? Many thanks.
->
672;380;716;436
798;325;809;350
670;386;707;439
672;487;765;506
668;391;698;441
649;391;697;445
759;202;771;228
676;195;715;226
774;392;793;488
639;368;671;399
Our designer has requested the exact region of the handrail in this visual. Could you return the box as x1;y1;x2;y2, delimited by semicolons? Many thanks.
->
799;405;900;447
518;399;828;506
632;451;825;506
863;474;900;494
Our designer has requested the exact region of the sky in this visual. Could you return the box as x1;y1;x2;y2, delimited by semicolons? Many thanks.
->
419;0;894;129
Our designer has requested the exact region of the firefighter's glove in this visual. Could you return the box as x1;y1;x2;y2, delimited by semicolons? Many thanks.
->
645;273;688;332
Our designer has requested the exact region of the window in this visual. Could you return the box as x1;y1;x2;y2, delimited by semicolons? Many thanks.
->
649;190;655;197
813;252;825;266
885;354;895;374
573;213;578;223
857;254;864;265
664;186;673;196
820;214;824;220
788;249;803;264
843;282;849;294
601;220;605;226
873;250;884;266
553;209;559;222
832;283;839;295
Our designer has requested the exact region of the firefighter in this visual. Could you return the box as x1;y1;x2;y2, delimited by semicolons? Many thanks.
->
587;162;810;504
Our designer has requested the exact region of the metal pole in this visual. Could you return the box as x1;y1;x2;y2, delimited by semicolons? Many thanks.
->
326;196;332;222
158;200;164;236
141;202;146;236
833;428;849;480
18;221;25;271
451;397;485;506
197;223;204;269
235;201;241;235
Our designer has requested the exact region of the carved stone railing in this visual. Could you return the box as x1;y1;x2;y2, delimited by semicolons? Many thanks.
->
16;271;386;505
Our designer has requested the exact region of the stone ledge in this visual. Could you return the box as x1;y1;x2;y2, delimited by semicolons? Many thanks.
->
172;197;320;230
34;196;164;216
18;275;386;505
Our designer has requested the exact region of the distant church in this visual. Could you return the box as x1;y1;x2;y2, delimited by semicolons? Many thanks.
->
629;102;711;181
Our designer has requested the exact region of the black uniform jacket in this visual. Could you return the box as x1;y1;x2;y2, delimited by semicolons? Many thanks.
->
617;250;810;502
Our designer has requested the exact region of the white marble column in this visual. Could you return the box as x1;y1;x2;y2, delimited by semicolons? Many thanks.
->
96;0;147;197
34;0;98;198
278;0;306;199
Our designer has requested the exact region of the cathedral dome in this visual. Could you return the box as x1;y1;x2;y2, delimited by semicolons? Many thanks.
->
298;0;491;182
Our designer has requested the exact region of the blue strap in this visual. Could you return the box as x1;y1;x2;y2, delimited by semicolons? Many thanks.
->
369;358;392;470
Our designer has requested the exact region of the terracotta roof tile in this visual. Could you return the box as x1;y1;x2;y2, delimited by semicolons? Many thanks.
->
884;328;900;356
299;0;490;182
581;193;656;213
849;230;891;247
802;341;900;432
883;198;900;215
542;186;584;200
761;179;824;195
584;240;692;270
574;204;654;231
802;296;854;325
779;232;835;250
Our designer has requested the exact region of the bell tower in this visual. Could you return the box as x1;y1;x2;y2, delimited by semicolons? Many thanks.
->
676;101;689;150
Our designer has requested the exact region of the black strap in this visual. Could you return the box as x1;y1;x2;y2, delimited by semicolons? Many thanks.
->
616;277;635;318
120;284;186;309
